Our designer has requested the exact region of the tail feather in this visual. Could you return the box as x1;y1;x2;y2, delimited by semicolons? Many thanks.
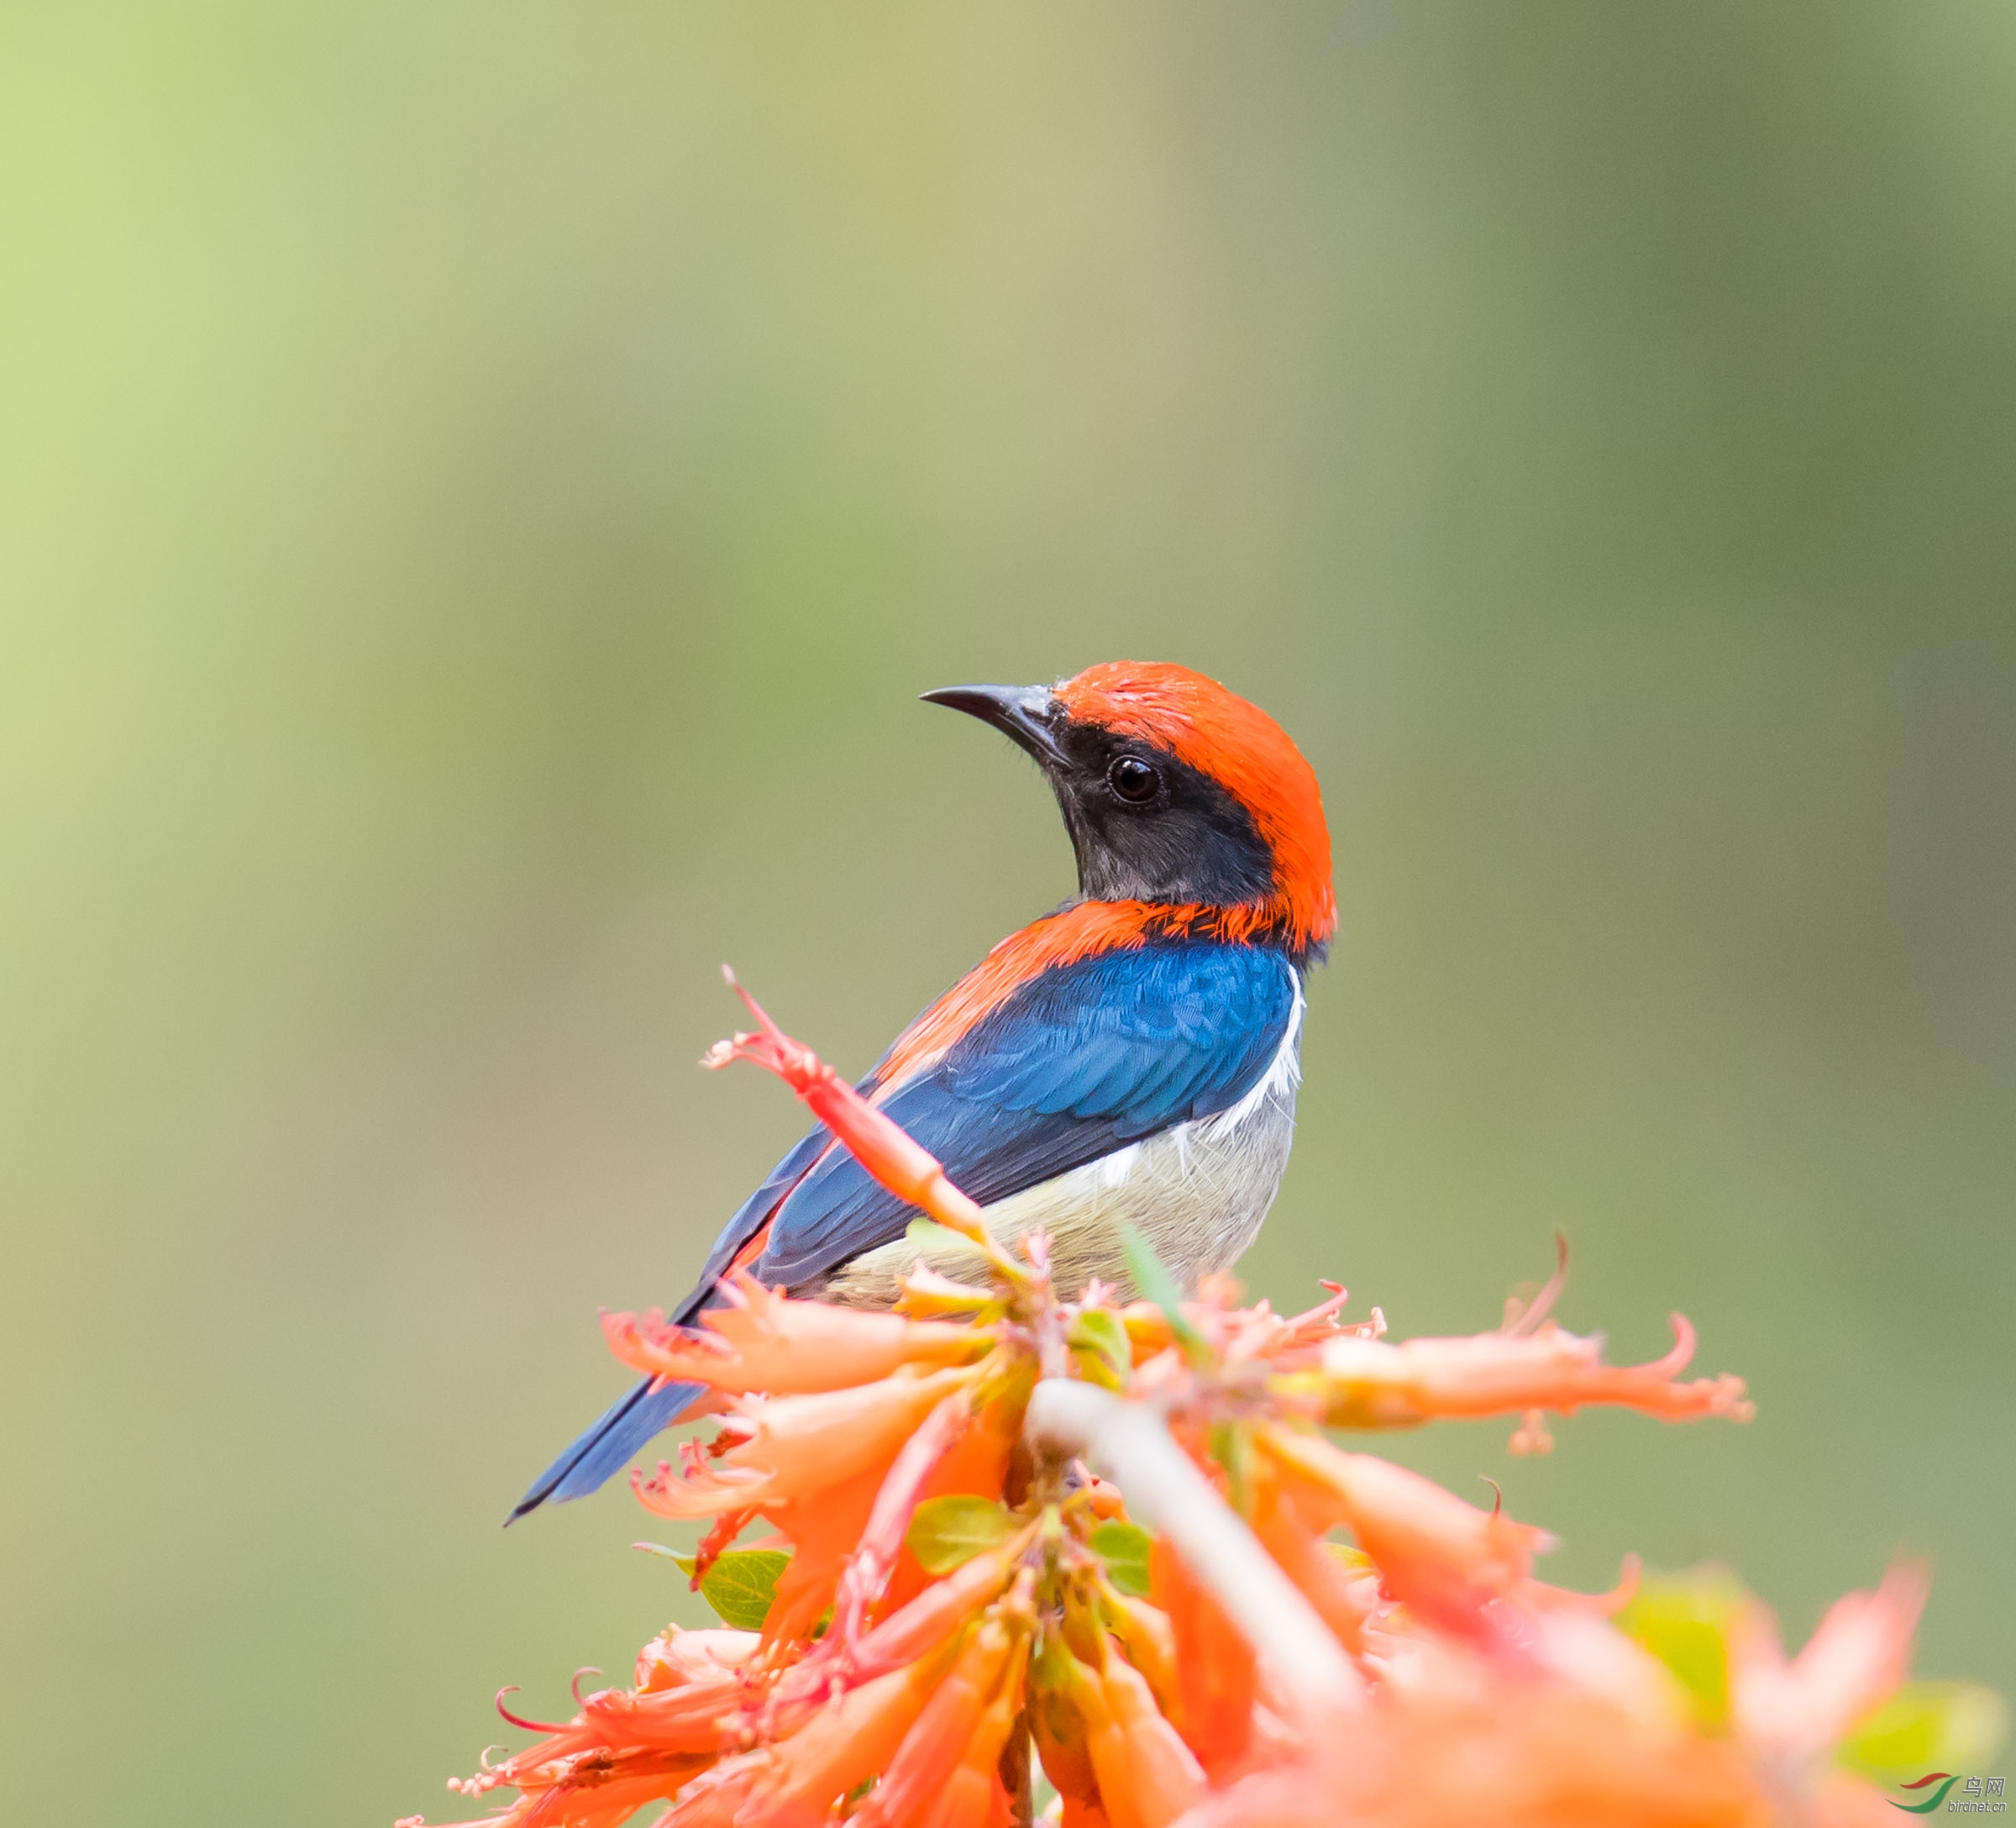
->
506;1135;813;1524
507;1375;704;1522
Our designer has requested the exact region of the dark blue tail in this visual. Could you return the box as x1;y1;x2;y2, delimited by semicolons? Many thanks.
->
508;1376;704;1522
507;1121;837;1523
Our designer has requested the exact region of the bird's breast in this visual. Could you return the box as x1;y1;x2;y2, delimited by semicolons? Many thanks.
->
814;986;1305;1307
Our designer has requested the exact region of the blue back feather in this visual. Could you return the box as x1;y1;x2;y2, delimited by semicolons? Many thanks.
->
757;942;1294;1284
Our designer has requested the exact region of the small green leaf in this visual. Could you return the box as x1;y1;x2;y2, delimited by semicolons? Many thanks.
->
1210;1419;1254;1515
672;1548;791;1631
1839;1682;2008;1783
1617;1569;1748;1730
1118;1226;1209;1363
1068;1309;1131;1389
1090;1520;1153;1597
907;1494;1015;1574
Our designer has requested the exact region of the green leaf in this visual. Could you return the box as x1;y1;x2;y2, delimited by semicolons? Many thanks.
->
1210;1419;1254;1515
1118;1225;1209;1363
1839;1682;2008;1783
907;1494;1015;1574
1090;1520;1153;1597
1067;1308;1131;1390
1617;1569;1748;1730
667;1548;792;1631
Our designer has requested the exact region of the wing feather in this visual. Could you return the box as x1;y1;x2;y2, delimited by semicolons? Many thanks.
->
755;943;1295;1286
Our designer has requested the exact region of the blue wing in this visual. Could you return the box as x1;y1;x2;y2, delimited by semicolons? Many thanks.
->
754;941;1297;1285
512;939;1295;1518
678;1123;836;1321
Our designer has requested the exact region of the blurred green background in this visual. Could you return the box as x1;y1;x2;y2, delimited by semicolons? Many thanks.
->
3;3;2013;1820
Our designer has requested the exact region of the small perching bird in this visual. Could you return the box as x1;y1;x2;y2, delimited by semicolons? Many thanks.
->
513;661;1335;1518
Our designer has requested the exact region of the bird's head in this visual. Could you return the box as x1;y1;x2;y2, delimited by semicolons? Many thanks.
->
924;661;1336;961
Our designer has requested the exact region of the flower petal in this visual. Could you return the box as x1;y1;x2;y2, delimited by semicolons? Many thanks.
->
603;1279;982;1395
1312;1316;1752;1431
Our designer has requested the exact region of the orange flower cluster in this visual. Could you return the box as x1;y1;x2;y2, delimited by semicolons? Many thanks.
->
403;986;1992;1828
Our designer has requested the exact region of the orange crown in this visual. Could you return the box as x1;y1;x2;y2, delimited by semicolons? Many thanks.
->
1054;661;1336;953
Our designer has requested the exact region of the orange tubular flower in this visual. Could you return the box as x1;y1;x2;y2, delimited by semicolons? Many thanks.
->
703;975;995;1251
1311;1316;1753;1435
631;1363;981;1645
1060;1646;1138;1828
1245;1477;1378;1658
634;1364;977;1521
830;1387;979;1649
473;1760;719;1828
879;1378;1028;1617
424;1722;723;1828
1732;1562;1928;1778
577;1678;744;1756
1086;1645;1209;1828
1032;1631;1103;1808
731;1647;955;1828
651;1764;758;1828
766;1473;886;1647
1174;1684;1769;1828
633;1626;761;1692
1048;1637;1207;1828
785;1522;1032;1699
602;1277;984;1395
915;1676;1027;1828
1101;1589;1180;1719
1149;1537;1256;1771
1256;1426;1546;1640
853;1610;1024;1826
437;1631;763;1811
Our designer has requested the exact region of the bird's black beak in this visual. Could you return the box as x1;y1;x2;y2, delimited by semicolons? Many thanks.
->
921;682;1068;765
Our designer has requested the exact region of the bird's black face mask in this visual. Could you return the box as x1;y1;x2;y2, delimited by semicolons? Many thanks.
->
922;683;1276;911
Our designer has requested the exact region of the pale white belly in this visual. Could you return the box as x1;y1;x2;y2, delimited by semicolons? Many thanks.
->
813;985;1304;1308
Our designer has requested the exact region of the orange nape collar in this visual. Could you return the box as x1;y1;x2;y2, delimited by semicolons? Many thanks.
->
869;898;1294;1095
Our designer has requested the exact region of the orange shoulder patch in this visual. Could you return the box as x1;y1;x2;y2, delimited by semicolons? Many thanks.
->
868;902;1164;1095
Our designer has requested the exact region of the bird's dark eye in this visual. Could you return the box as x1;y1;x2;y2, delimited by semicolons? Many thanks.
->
1107;756;1162;804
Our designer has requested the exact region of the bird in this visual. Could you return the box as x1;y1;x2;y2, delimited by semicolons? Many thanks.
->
512;660;1335;1519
